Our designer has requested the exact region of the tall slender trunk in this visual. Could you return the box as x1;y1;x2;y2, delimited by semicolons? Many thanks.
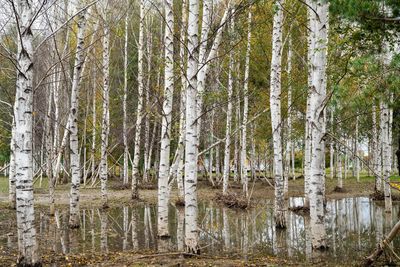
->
337;147;343;189
100;21;111;208
355;117;359;182
195;0;211;145
380;100;392;213
308;0;329;249
46;84;55;215
123;0;129;186
9;120;16;209
91;68;97;181
222;12;235;195
233;61;241;183
131;0;146;199
184;0;200;254
14;0;39;264
304;0;315;208
173;0;188;199
158;0;174;238
143;27;153;183
330;109;334;180
241;9;252;197
270;0;285;228
284;35;293;196
69;8;88;228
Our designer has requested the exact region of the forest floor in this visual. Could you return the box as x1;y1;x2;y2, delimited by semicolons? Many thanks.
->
1;173;400;266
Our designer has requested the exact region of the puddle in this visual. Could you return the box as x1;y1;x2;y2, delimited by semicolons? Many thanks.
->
1;197;399;265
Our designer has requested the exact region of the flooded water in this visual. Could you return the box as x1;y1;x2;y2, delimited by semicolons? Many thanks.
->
1;197;400;265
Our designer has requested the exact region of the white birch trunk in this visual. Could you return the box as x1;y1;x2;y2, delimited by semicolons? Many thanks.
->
373;104;381;191
9;121;16;209
270;0;285;228
330;109;334;180
158;0;174;238
304;0;316;208
337;149;343;189
100;21;111;208
143;26;153;183
91;68;97;181
355;116;359;182
308;0;329;249
123;0;129;186
174;0;188;198
222;12;235;195
184;0;200;254
284;35;293;196
241;9;252;198
69;8;88;228
131;0;146;199
14;0;39;264
380;100;392;213
46;84;55;215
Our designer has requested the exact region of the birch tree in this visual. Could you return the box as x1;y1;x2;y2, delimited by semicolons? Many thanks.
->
132;0;146;199
184;0;200;254
222;11;235;195
13;0;39;264
69;7;88;228
380;100;392;213
241;9;252;198
308;0;329;249
9;122;16;209
122;0;129;186
269;0;285;228
100;12;111;208
158;0;174;238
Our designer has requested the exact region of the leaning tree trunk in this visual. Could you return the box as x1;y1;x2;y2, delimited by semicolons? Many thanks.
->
100;21;111;209
241;9;252;198
69;8;88;228
131;0;146;199
365;219;400;265
270;0;285;228
184;0;200;254
158;0;174;238
308;0;329;249
13;0;39;264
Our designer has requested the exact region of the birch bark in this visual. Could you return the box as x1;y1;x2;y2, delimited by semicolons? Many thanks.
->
123;0;129;186
308;0;329;249
14;0;39;264
158;0;174;238
69;8;88;228
100;19;111;208
241;9;252;198
380;100;392;213
222;11;235;195
184;0;200;254
269;0;285;228
373;104;382;192
132;0;146;199
9;121;16;209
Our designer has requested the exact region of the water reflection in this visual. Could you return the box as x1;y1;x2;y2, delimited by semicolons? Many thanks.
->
1;197;399;265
